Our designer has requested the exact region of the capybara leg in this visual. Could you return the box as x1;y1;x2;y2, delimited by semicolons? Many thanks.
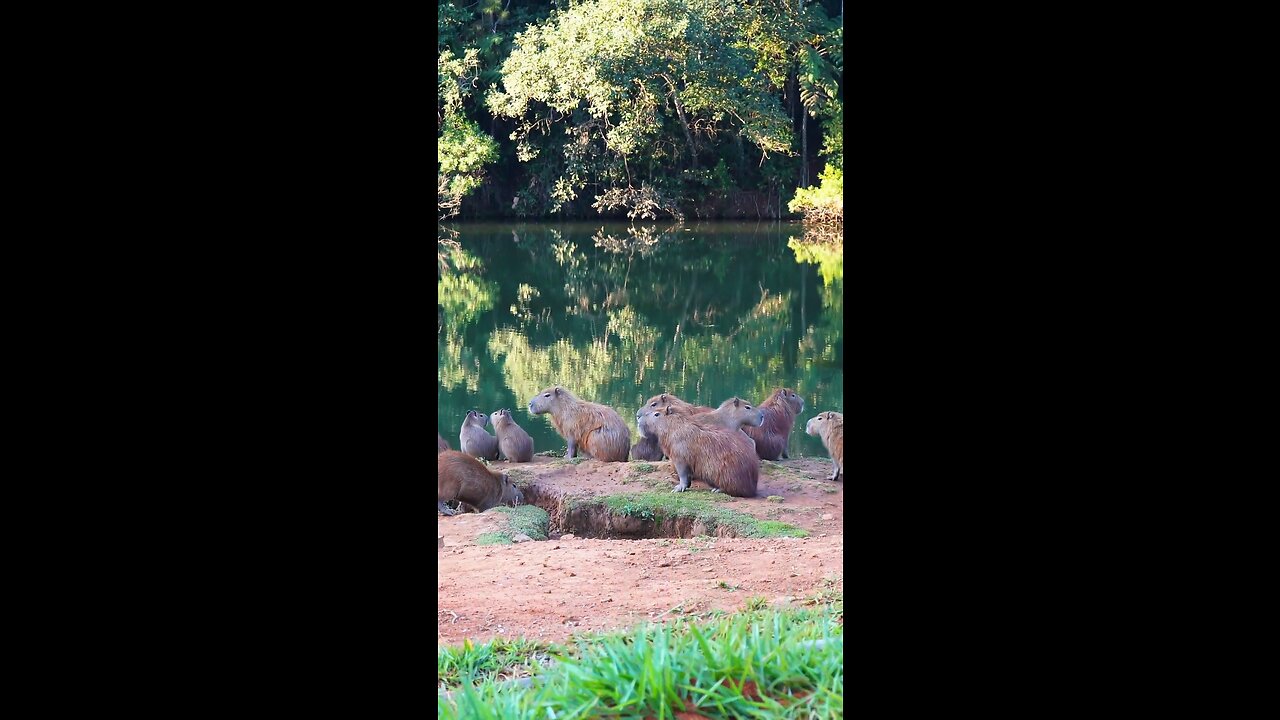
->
565;440;577;459
672;462;692;493
437;501;457;516
830;461;840;481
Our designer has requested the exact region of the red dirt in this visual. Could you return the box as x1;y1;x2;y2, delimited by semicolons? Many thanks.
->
438;455;844;645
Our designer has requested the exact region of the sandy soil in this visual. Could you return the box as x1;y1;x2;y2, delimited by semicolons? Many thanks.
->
438;454;844;645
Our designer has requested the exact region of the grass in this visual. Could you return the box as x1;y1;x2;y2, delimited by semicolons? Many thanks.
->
473;506;551;545
631;462;658;473
438;607;843;719
438;636;561;689
595;491;809;538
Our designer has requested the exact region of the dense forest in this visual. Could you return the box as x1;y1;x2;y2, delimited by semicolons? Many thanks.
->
438;0;843;223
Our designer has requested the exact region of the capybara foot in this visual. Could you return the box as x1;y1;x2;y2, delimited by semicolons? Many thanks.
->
437;501;457;516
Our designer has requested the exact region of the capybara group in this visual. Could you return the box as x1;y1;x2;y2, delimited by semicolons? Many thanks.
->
490;408;534;462
743;388;805;461
638;407;759;497
528;386;630;461
805;411;844;481
438;432;450;453
437;450;524;515
459;410;499;461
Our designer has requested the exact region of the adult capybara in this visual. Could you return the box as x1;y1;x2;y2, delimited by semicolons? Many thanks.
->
693;397;767;434
490;408;534;462
805;411;844;481
642;393;712;415
438;432;450;453
743;388;805;461
459;410;499;461
528;386;630;461
637;407;758;497
437;450;524;515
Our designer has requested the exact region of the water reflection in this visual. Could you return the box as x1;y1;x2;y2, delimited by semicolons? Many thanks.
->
438;222;843;458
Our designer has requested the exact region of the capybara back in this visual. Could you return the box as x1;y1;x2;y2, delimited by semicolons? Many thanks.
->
438;450;524;515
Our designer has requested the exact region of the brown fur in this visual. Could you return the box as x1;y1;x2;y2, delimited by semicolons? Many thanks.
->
437;450;524;515
743;388;805;461
637;407;759;497
529;386;630;461
805;412;844;481
438;432;450;453
692;397;767;433
459;410;499;461
630;434;665;461
490;408;534;462
642;393;713;415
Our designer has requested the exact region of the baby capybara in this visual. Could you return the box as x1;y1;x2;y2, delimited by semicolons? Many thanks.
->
438;432;450;453
743;388;805;461
490;408;534;462
528;386;630;461
637;406;758;497
437;450;524;515
459;410;499;461
630;433;665;461
805;411;844;482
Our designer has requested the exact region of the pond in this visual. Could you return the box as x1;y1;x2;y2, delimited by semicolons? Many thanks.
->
438;221;842;459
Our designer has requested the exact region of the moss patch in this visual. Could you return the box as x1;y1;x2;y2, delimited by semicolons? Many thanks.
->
490;505;550;541
595;491;809;538
475;533;514;545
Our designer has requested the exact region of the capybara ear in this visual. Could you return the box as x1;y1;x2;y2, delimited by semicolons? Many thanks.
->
733;397;741;407
664;406;673;415
554;387;561;396
661;393;668;400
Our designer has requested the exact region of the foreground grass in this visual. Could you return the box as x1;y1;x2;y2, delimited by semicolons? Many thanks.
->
474;505;550;546
599;491;810;538
438;606;843;719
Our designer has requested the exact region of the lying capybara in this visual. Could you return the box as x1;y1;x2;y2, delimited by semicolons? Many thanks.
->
459;410;499;461
438;432;450;453
642;393;712;415
438;450;524;515
638;407;758;497
743;388;805;461
490;408;534;462
805;411;844;481
529;386;630;461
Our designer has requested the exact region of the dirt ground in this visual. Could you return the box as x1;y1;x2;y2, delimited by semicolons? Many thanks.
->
437;454;844;645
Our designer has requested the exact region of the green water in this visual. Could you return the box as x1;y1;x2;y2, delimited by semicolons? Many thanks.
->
438;221;842;458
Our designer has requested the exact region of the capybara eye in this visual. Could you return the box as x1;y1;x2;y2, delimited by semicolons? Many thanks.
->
544;393;551;398
745;405;752;409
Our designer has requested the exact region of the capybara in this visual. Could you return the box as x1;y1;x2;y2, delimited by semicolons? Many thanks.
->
490;408;534;462
437;450;524;515
743;388;805;461
693;397;767;434
459;410;499;461
805;411;844;481
528;386;630;461
642;393;712;415
637;407;758;497
630;433;665;461
438;432;450;453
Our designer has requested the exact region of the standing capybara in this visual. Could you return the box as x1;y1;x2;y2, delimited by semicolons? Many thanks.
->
459;410;499;461
490;408;534;462
638;407;759;497
743;388;805;461
805;411;844;481
528;386;630;461
642;393;713;415
438;450;524;515
438;432;450;453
